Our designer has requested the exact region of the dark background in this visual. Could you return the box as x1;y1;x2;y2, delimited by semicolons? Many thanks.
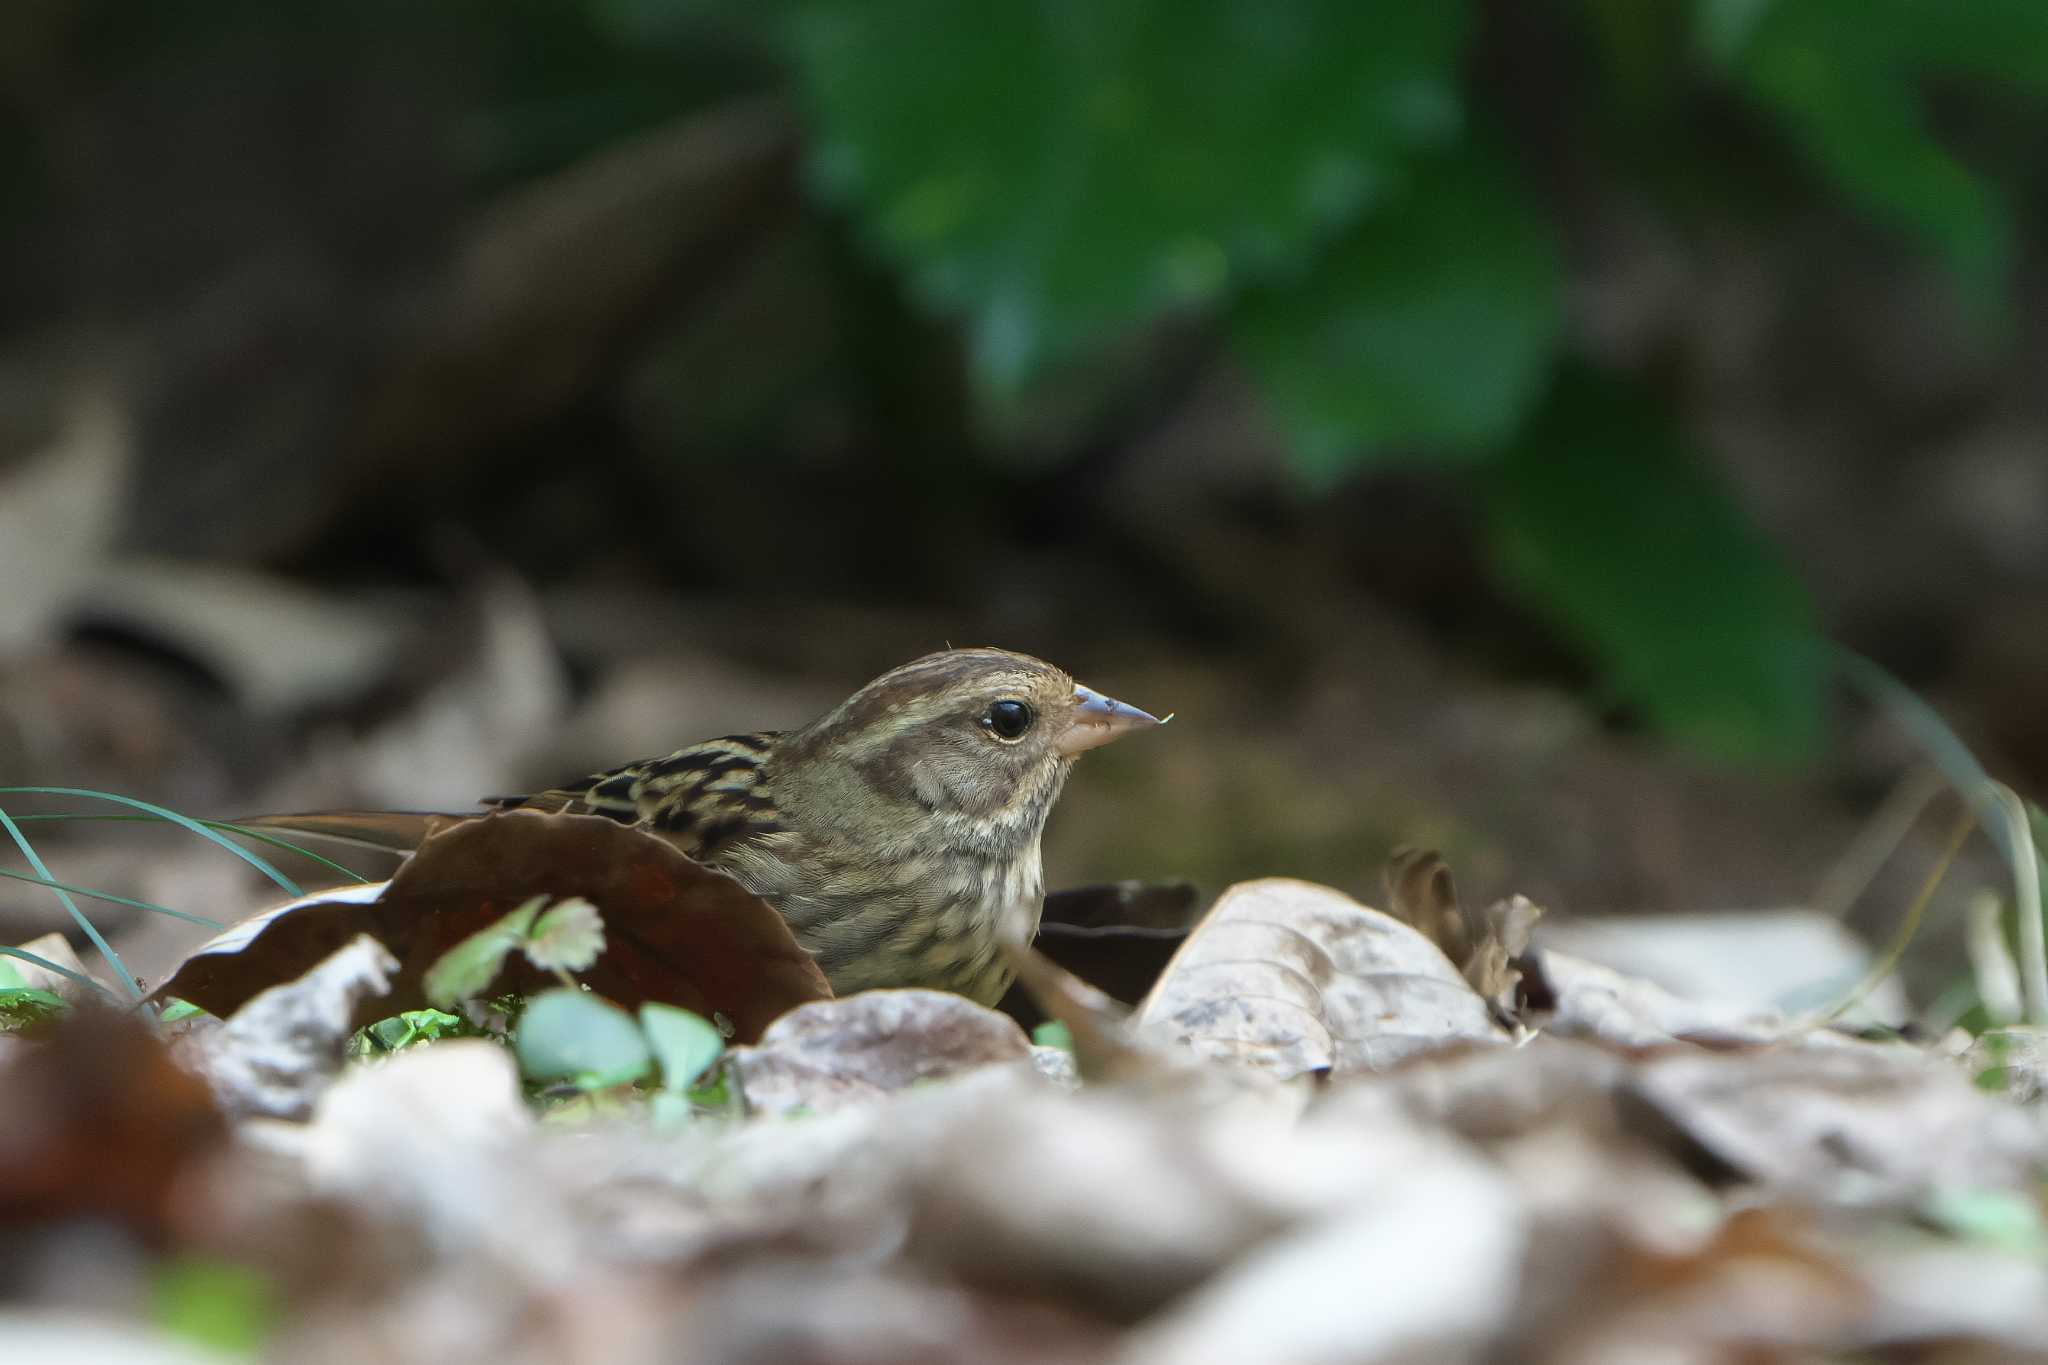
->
2;0;2044;990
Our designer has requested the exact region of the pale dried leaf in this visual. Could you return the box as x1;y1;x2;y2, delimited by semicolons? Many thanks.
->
1464;894;1541;1020
176;934;399;1120
1626;1039;2048;1195
1137;878;1506;1076
1531;949;1789;1048
731;990;1034;1117
1537;910;1906;1028
7;932;107;1004
1116;1139;1524;1365
896;1080;1431;1319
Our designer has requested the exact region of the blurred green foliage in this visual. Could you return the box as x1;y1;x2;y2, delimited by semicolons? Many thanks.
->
15;0;2048;764
743;0;2036;761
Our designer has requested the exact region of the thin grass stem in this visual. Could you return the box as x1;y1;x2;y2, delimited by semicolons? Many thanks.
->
0;788;302;896
0;807;140;998
1815;806;1974;1027
0;866;222;929
0;945;115;1000
6;811;373;884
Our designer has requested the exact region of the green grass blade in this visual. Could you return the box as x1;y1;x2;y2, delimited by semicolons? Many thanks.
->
6;812;372;884
0;789;303;897
0;806;140;999
0;945;115;1000
0;866;223;930
204;821;377;883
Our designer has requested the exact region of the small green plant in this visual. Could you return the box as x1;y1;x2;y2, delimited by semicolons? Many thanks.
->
422;894;607;1006
0;957;69;1033
410;900;733;1125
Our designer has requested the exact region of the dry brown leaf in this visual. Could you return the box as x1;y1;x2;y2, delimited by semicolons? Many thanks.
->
731;989;1035;1117
1382;846;1469;962
153;809;830;1042
0;1004;225;1233
1136;877;1506;1076
1382;849;1542;1024
174;934;399;1120
1465;894;1541;1020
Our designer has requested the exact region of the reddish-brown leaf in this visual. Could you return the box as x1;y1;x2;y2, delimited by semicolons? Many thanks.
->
152;809;831;1042
0;1005;226;1234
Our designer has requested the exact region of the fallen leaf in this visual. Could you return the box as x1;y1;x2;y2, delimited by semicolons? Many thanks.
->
1382;846;1469;963
1115;1135;1525;1365
0;1004;225;1232
1526;949;1788;1048
152;810;831;1042
895;1076;1434;1320
1464;894;1541;1021
731;989;1034;1117
1136;878;1506;1076
7;931;109;1004
1622;1039;2048;1195
176;934;400;1120
1537;909;1907;1028
1381;849;1542;1023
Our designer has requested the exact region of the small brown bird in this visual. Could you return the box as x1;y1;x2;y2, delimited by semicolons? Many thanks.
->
265;648;1163;1004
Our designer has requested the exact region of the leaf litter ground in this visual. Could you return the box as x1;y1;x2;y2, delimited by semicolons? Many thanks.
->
6;818;2048;1363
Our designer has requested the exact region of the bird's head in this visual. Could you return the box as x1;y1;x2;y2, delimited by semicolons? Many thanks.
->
779;647;1163;850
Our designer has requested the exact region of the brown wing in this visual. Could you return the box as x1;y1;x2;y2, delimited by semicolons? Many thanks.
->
485;731;784;863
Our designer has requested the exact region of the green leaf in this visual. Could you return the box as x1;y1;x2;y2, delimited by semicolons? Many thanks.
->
158;998;207;1024
791;0;1469;390
1701;0;2048;300
422;895;550;1009
1234;144;1560;481
523;897;606;974
639;1003;724;1094
152;1256;276;1357
1031;1020;1074;1051
0;986;69;1031
0;957;23;990
515;988;652;1090
1486;369;1825;763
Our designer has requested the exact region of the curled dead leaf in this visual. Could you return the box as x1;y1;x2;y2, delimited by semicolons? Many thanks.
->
153;809;830;1042
175;933;400;1120
1383;848;1542;1024
1137;877;1506;1076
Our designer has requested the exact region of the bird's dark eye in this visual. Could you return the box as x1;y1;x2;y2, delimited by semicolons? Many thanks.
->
983;699;1034;741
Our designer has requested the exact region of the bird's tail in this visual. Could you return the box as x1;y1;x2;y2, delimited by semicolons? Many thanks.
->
230;810;469;856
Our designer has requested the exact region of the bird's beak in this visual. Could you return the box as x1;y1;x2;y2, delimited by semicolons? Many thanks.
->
1056;684;1166;757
